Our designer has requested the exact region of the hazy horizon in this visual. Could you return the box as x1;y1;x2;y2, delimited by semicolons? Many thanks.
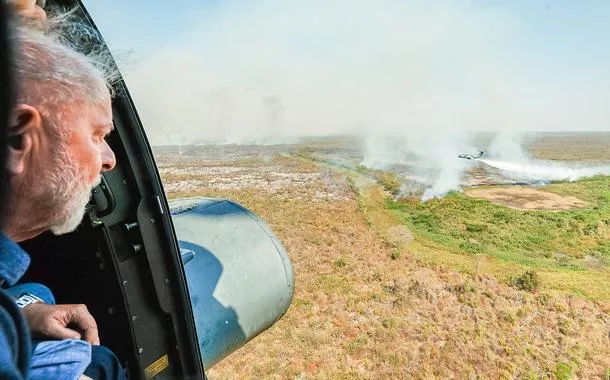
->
87;1;610;146
87;1;610;198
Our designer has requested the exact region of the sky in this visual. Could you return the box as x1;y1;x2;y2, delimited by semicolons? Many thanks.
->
84;1;610;145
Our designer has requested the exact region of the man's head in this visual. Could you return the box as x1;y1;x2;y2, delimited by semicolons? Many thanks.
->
4;25;116;242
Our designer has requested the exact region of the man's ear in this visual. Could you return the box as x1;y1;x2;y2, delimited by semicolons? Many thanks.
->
7;104;41;175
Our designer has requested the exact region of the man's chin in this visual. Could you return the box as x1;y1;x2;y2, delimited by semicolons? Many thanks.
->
49;185;98;235
49;208;86;235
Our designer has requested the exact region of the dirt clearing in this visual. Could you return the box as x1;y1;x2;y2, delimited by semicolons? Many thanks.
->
465;186;589;211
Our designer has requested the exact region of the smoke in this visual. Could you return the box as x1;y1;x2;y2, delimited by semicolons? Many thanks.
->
94;0;610;147
487;131;527;161
479;159;610;182
361;132;473;200
87;1;610;198
479;132;610;183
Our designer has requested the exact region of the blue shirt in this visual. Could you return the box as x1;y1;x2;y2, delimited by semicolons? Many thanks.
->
0;232;32;379
0;233;30;287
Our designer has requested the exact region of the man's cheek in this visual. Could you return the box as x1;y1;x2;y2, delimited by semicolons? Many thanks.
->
88;153;103;185
87;164;101;185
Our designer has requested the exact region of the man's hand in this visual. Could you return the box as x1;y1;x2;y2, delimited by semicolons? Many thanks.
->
22;303;100;345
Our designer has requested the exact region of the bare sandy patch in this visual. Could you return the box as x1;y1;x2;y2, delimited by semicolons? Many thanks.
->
465;186;588;211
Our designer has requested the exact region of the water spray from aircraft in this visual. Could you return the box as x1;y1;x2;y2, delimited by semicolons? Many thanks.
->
360;131;610;202
477;159;610;183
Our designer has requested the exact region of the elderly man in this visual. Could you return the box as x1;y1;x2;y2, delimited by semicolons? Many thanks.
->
0;16;123;380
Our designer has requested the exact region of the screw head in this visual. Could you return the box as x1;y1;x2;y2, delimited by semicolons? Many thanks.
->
138;348;143;354
122;280;128;286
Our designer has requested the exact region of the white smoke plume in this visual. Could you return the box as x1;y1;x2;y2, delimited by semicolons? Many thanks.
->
89;0;610;145
87;1;610;198
479;159;610;182
487;131;527;161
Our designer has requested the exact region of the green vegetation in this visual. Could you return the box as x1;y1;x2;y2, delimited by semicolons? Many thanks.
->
356;165;402;196
510;270;540;292
554;362;573;380
379;176;610;301
389;249;401;260
162;151;610;379
386;176;610;272
334;258;347;268
316;275;352;293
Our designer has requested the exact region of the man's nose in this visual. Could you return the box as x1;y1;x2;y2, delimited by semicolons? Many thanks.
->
101;141;116;172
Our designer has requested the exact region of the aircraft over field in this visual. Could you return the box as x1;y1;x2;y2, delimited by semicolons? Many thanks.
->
458;151;486;160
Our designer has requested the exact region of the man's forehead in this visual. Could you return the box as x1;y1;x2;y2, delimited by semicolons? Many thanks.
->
91;100;113;126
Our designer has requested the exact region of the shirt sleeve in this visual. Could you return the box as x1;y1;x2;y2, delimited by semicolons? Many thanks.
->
0;290;30;379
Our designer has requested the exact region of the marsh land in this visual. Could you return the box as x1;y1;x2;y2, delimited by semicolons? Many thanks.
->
155;132;610;379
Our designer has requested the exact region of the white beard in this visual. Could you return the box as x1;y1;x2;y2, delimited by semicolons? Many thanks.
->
49;175;101;235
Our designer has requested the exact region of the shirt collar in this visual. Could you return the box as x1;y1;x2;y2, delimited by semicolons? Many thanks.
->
0;233;30;286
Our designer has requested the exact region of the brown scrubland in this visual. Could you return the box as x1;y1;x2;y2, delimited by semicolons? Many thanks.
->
157;151;610;380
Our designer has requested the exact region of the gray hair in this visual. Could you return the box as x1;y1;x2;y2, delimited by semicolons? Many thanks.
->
11;11;119;124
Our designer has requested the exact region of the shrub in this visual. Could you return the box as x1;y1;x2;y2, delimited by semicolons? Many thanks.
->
537;293;550;305
501;310;516;324
465;223;488;233
381;317;396;329
346;177;359;196
377;172;401;196
459;241;485;254
390;249;401;260
491;211;513;224
511;270;540;292
355;165;369;174
449;279;478;293
597;191;610;203
334;258;347;268
411;213;440;230
557;318;570;335
554;362;572;380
